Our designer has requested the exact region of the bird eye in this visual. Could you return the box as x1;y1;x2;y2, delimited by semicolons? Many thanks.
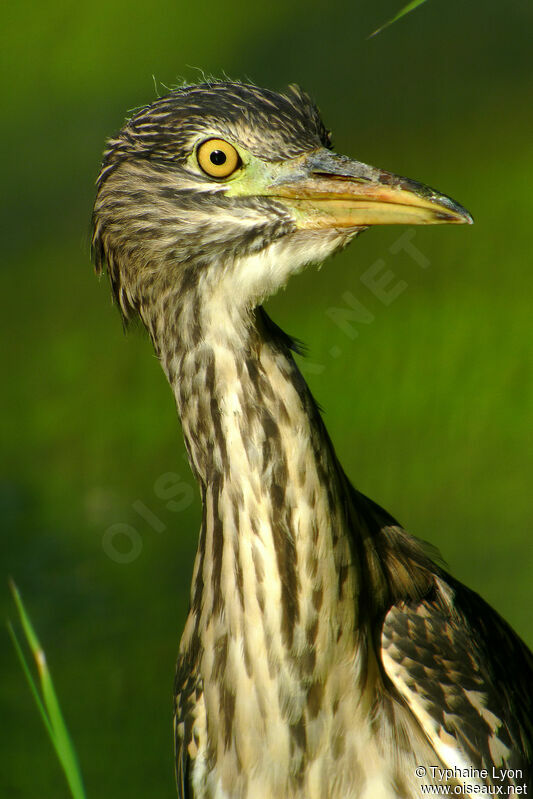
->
196;138;241;178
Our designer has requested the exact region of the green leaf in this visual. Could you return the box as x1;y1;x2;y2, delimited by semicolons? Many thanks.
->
8;580;88;799
370;0;430;38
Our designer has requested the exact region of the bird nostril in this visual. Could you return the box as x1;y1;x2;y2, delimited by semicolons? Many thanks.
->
311;171;372;183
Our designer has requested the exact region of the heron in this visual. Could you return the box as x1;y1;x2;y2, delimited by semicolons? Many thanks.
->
92;81;532;799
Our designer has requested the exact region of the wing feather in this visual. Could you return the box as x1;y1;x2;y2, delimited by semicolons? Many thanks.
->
174;654;203;799
381;577;533;789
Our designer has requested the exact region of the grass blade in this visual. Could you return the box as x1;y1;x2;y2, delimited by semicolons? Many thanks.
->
8;580;88;799
7;621;55;740
370;0;430;38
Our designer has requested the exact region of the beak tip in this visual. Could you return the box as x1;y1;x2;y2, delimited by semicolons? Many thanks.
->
458;209;474;225
439;200;473;226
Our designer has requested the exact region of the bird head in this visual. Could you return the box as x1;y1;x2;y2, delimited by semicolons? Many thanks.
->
92;81;471;324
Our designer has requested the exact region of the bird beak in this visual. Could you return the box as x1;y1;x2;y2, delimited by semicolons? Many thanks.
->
265;149;473;229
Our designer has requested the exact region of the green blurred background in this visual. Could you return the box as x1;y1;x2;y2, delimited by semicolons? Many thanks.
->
2;0;532;795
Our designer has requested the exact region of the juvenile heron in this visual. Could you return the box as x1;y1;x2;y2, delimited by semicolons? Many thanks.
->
92;81;532;799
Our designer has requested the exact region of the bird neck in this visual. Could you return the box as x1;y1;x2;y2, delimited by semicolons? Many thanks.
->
145;294;363;662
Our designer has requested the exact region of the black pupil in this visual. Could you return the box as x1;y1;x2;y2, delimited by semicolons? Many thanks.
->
210;149;227;166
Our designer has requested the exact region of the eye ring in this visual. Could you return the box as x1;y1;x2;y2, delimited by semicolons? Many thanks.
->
197;138;241;178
